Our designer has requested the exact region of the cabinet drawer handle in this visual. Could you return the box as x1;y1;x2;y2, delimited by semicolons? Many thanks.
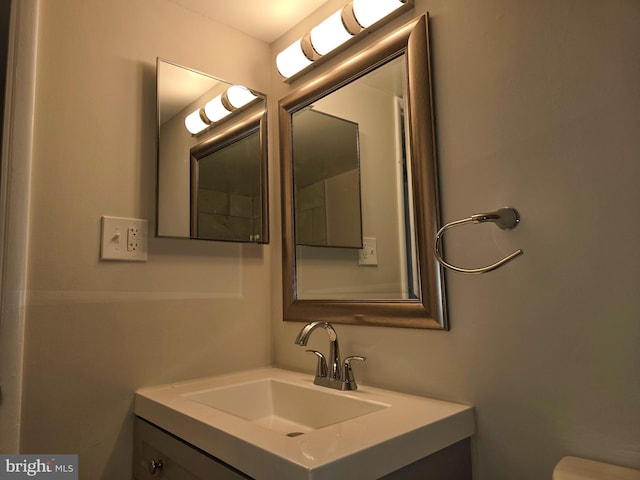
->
148;459;163;475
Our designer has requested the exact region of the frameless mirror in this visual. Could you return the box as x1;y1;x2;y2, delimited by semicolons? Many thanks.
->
292;109;362;248
156;58;268;243
279;15;447;329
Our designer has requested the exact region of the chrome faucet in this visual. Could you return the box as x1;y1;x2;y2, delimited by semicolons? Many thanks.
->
294;321;365;391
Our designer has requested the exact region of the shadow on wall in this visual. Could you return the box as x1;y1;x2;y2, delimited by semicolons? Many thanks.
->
99;404;135;479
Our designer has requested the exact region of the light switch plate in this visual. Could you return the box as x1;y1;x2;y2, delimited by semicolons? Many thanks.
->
100;216;148;262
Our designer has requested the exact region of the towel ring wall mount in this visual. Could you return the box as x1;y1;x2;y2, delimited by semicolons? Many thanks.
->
433;207;524;274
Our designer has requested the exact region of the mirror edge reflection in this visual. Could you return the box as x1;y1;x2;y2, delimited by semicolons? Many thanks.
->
279;14;447;330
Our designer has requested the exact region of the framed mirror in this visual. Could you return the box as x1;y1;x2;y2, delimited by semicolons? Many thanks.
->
156;58;269;243
279;15;447;329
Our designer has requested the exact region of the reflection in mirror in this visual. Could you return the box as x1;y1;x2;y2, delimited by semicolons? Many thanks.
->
279;15;446;329
292;109;362;248
156;58;268;243
293;56;414;298
191;121;264;242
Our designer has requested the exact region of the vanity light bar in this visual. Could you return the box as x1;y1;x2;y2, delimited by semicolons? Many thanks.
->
276;0;410;80
184;85;258;135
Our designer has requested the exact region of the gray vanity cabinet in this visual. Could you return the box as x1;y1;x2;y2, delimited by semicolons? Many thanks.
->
133;417;250;479
134;416;471;480
379;438;472;479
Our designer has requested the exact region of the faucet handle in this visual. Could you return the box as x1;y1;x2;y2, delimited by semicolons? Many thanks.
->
343;356;366;389
305;350;328;378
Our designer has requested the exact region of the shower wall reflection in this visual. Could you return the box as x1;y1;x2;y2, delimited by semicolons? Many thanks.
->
292;110;362;248
191;126;263;242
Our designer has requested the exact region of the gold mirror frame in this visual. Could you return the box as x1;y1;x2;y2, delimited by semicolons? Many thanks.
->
279;15;447;329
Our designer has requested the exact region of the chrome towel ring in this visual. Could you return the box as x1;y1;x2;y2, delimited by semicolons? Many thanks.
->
433;207;524;274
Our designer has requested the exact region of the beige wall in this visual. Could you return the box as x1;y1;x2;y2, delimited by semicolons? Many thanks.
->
19;0;272;478
12;0;640;479
271;1;640;480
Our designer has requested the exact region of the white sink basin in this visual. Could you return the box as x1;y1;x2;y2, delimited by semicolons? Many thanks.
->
135;368;474;480
184;378;388;435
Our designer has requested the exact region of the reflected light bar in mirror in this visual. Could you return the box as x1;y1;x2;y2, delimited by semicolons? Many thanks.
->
225;85;258;109
276;0;411;81
204;94;231;122
185;108;209;135
184;84;262;136
352;0;405;28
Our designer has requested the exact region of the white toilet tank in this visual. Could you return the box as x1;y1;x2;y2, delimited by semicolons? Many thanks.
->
554;456;640;480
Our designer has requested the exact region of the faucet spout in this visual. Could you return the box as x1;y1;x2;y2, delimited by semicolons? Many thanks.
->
294;320;336;344
294;321;341;380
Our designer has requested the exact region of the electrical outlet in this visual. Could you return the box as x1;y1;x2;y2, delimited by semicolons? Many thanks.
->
127;226;139;252
100;216;148;262
358;237;378;266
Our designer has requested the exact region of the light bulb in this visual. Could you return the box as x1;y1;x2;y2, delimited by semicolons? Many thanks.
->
184;109;208;134
225;85;258;109
352;0;404;28
276;39;313;78
310;10;353;56
204;94;231;122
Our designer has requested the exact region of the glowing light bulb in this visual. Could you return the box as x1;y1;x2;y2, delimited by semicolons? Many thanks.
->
184;109;208;134
310;10;353;55
225;85;258;109
276;39;313;78
352;0;404;28
204;94;231;122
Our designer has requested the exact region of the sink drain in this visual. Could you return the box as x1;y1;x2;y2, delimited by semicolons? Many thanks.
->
286;432;304;437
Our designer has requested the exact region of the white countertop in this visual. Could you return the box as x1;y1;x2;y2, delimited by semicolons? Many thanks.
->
135;367;474;479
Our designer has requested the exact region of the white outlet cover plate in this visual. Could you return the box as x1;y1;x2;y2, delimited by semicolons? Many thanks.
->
100;216;148;262
358;237;378;266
